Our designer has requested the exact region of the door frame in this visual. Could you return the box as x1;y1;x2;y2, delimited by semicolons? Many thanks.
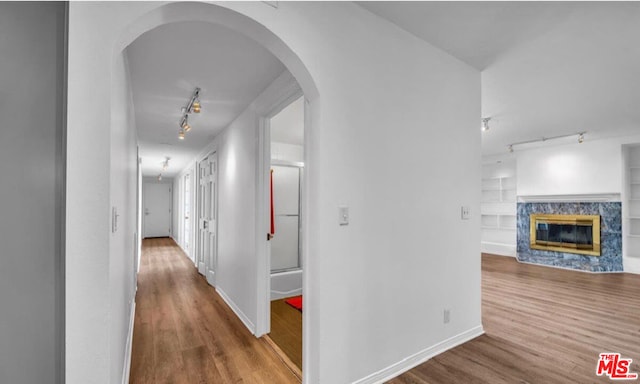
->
182;171;194;263
195;151;218;279
255;81;304;337
142;180;173;239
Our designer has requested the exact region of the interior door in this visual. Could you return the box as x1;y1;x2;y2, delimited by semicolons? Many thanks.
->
197;153;217;285
143;182;171;238
183;173;192;259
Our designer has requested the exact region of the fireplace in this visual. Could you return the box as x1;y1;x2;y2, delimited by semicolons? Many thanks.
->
529;214;600;256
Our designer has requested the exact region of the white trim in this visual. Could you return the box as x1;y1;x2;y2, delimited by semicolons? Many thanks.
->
480;241;516;257
271;288;303;300
255;72;303;337
623;257;640;274
352;326;484;384
216;287;256;334
517;193;621;203
198;262;206;275
121;301;136;384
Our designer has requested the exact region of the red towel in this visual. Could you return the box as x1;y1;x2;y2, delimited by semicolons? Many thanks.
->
270;169;275;235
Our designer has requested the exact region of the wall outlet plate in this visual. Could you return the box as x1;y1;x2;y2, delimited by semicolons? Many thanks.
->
339;206;349;226
461;206;471;220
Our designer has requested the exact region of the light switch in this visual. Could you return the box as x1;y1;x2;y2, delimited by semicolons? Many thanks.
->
339;206;349;226
112;206;119;233
461;206;471;220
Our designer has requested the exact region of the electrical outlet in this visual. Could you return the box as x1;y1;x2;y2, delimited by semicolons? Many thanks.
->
444;309;451;324
461;206;471;220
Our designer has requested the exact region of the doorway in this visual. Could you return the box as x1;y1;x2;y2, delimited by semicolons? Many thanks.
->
183;172;193;261
267;96;305;372
197;152;218;286
143;182;172;238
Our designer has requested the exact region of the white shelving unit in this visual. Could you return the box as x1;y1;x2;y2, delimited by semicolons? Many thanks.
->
481;160;517;256
625;146;640;262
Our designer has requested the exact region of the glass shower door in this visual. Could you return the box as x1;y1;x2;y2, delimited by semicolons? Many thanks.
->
271;165;301;272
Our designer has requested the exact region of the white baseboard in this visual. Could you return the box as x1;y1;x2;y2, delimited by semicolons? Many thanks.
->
198;262;206;275
481;242;516;257
624;257;640;274
271;288;303;301
352;325;484;384
216;287;256;334
121;300;136;384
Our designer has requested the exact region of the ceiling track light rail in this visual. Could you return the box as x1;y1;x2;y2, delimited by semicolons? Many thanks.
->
507;131;586;153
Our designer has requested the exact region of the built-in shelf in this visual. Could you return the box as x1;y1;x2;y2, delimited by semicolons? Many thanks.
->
626;148;640;265
481;165;517;256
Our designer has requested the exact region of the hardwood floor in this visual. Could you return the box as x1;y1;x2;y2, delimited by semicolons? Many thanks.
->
129;238;299;384
269;298;303;371
130;241;640;383
388;254;640;384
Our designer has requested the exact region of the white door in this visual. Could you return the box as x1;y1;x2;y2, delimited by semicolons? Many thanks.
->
198;153;217;285
143;183;171;238
183;173;192;260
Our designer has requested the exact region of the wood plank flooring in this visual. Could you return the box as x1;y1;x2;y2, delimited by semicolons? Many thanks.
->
388;254;640;384
269;298;303;371
130;240;640;384
129;238;299;384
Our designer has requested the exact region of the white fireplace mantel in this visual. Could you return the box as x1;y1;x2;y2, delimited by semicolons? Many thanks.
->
517;193;621;203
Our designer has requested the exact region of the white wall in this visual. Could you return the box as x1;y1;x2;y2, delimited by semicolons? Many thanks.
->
516;136;640;197
109;50;139;383
0;3;65;383
67;3;481;384
272;142;304;163
215;97;261;329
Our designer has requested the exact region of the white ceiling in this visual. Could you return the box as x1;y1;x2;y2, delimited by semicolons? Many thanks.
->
126;21;286;177
359;2;640;155
271;96;304;146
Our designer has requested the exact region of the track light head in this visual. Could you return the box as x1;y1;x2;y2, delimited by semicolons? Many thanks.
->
178;129;185;140
578;133;584;143
508;145;514;153
192;100;201;113
158;174;162;181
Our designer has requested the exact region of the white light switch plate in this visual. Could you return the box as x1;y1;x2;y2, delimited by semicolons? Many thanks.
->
461;206;471;220
339;206;349;226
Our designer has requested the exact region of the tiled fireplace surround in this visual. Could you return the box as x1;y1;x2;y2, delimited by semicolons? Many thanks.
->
517;201;623;272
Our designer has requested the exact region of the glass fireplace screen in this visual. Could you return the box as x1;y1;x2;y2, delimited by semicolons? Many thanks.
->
529;214;601;256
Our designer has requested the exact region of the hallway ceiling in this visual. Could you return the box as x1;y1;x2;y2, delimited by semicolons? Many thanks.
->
359;2;640;155
126;21;286;177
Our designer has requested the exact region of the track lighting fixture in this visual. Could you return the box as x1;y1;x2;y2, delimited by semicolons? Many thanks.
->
162;157;170;171
481;117;491;132
507;132;586;152
181;114;191;132
177;87;201;140
158;174;162;181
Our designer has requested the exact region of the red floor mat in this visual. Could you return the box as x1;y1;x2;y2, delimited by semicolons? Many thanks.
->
285;295;302;312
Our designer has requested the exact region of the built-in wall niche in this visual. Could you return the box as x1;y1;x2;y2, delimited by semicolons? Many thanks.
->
481;160;517;256
626;146;640;259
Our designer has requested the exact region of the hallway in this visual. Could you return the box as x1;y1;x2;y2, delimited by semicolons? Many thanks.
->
129;238;299;383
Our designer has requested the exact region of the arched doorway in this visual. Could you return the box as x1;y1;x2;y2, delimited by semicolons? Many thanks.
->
114;2;319;382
